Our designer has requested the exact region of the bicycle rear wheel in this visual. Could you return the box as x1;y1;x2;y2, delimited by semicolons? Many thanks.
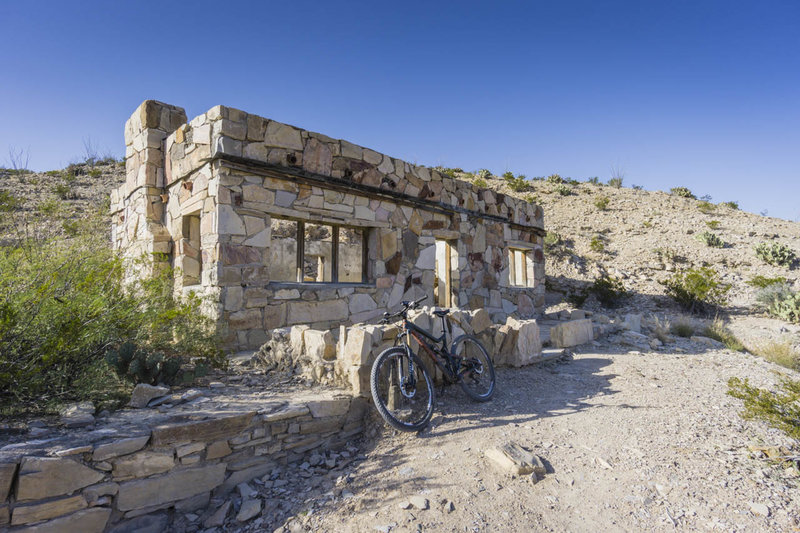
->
451;335;495;401
370;347;435;432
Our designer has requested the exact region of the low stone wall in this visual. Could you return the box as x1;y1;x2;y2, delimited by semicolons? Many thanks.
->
259;307;544;396
0;396;366;532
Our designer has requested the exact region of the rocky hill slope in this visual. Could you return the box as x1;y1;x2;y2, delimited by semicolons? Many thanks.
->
2;163;799;350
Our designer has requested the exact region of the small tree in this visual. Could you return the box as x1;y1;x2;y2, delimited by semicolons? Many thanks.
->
662;267;730;314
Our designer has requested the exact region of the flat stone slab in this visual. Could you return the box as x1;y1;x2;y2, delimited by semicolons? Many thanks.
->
17;457;104;501
117;463;226;511
14;507;111;533
93;435;150;462
129;384;170;409
11;494;87;525
485;443;546;477
150;411;256;446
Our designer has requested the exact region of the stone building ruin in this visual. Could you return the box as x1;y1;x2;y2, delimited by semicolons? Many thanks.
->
111;100;546;359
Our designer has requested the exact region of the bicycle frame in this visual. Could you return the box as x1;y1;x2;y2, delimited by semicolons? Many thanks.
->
398;317;460;382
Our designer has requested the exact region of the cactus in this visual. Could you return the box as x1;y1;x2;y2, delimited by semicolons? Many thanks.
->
771;291;800;324
755;241;796;267
696;231;725;248
105;342;183;385
670;186;695;199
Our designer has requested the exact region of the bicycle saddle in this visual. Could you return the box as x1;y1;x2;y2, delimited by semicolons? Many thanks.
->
432;309;449;317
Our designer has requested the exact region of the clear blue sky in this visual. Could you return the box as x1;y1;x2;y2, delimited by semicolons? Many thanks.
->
2;1;798;220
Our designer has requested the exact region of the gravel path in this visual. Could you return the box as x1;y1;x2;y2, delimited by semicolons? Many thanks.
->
289;344;799;532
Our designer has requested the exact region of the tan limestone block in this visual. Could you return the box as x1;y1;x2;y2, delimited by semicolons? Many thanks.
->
340;139;363;159
116;463;227;511
12;507;111;533
16;457;104;502
265;121;303;150
205;440;232;460
150;412;256;446
112;452;174;480
302;137;333;175
286;300;348;325
11;494;88;525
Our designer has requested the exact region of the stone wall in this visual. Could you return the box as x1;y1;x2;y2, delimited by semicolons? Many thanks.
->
0;397;365;532
259;309;544;397
111;101;546;351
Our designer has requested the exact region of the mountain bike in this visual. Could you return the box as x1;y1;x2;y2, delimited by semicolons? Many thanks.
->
370;296;496;432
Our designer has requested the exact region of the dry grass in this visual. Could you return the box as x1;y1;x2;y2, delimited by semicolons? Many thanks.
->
670;316;695;338
702;318;746;352
651;315;672;343
750;339;799;370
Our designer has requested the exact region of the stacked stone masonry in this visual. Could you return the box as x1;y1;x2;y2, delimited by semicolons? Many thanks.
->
0;397;365;532
111;101;546;351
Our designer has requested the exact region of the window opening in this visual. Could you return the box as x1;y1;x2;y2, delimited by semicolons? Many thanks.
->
508;248;530;287
181;213;201;286
270;218;299;282
304;223;333;282
435;239;456;307
338;227;364;283
269;217;367;284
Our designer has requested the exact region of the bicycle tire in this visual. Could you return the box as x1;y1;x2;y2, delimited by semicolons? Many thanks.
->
451;334;496;401
370;347;435;432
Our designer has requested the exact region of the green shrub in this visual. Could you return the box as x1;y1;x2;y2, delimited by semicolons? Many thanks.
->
522;193;538;204
720;201;739;210
607;177;623;188
476;169;492;181
554;184;573;196
546;174;564;184
544;231;562;249
566;290;588;307
0;235;224;412
696;231;725;248
702;319;745;352
754;241;796;267
586;177;600;185
588;275;627;307
589;235;605;253
642;219;653;228
747;275;787;289
433;167;460;179
662;267;730;313
51;183;74;200
728;377;800;440
754;282;793;309
473;177;487;188
705;220;721;230
697;201;716;214
504;173;530;192
594;196;610;210
543;231;571;257
670;187;695;199
0;190;20;212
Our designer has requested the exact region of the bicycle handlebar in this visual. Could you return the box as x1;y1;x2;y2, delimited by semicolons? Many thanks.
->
380;295;428;324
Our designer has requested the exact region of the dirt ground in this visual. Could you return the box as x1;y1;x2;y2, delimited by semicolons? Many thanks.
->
249;341;799;533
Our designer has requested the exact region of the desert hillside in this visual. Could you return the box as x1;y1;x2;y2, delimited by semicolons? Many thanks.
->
2;163;799;318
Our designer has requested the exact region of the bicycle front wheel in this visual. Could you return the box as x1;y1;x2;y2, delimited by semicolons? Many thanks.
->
370;347;435;432
451;335;495;401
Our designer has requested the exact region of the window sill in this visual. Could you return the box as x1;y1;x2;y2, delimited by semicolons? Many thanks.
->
268;281;375;290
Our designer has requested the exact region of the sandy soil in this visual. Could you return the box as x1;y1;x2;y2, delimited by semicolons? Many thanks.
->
252;342;799;533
